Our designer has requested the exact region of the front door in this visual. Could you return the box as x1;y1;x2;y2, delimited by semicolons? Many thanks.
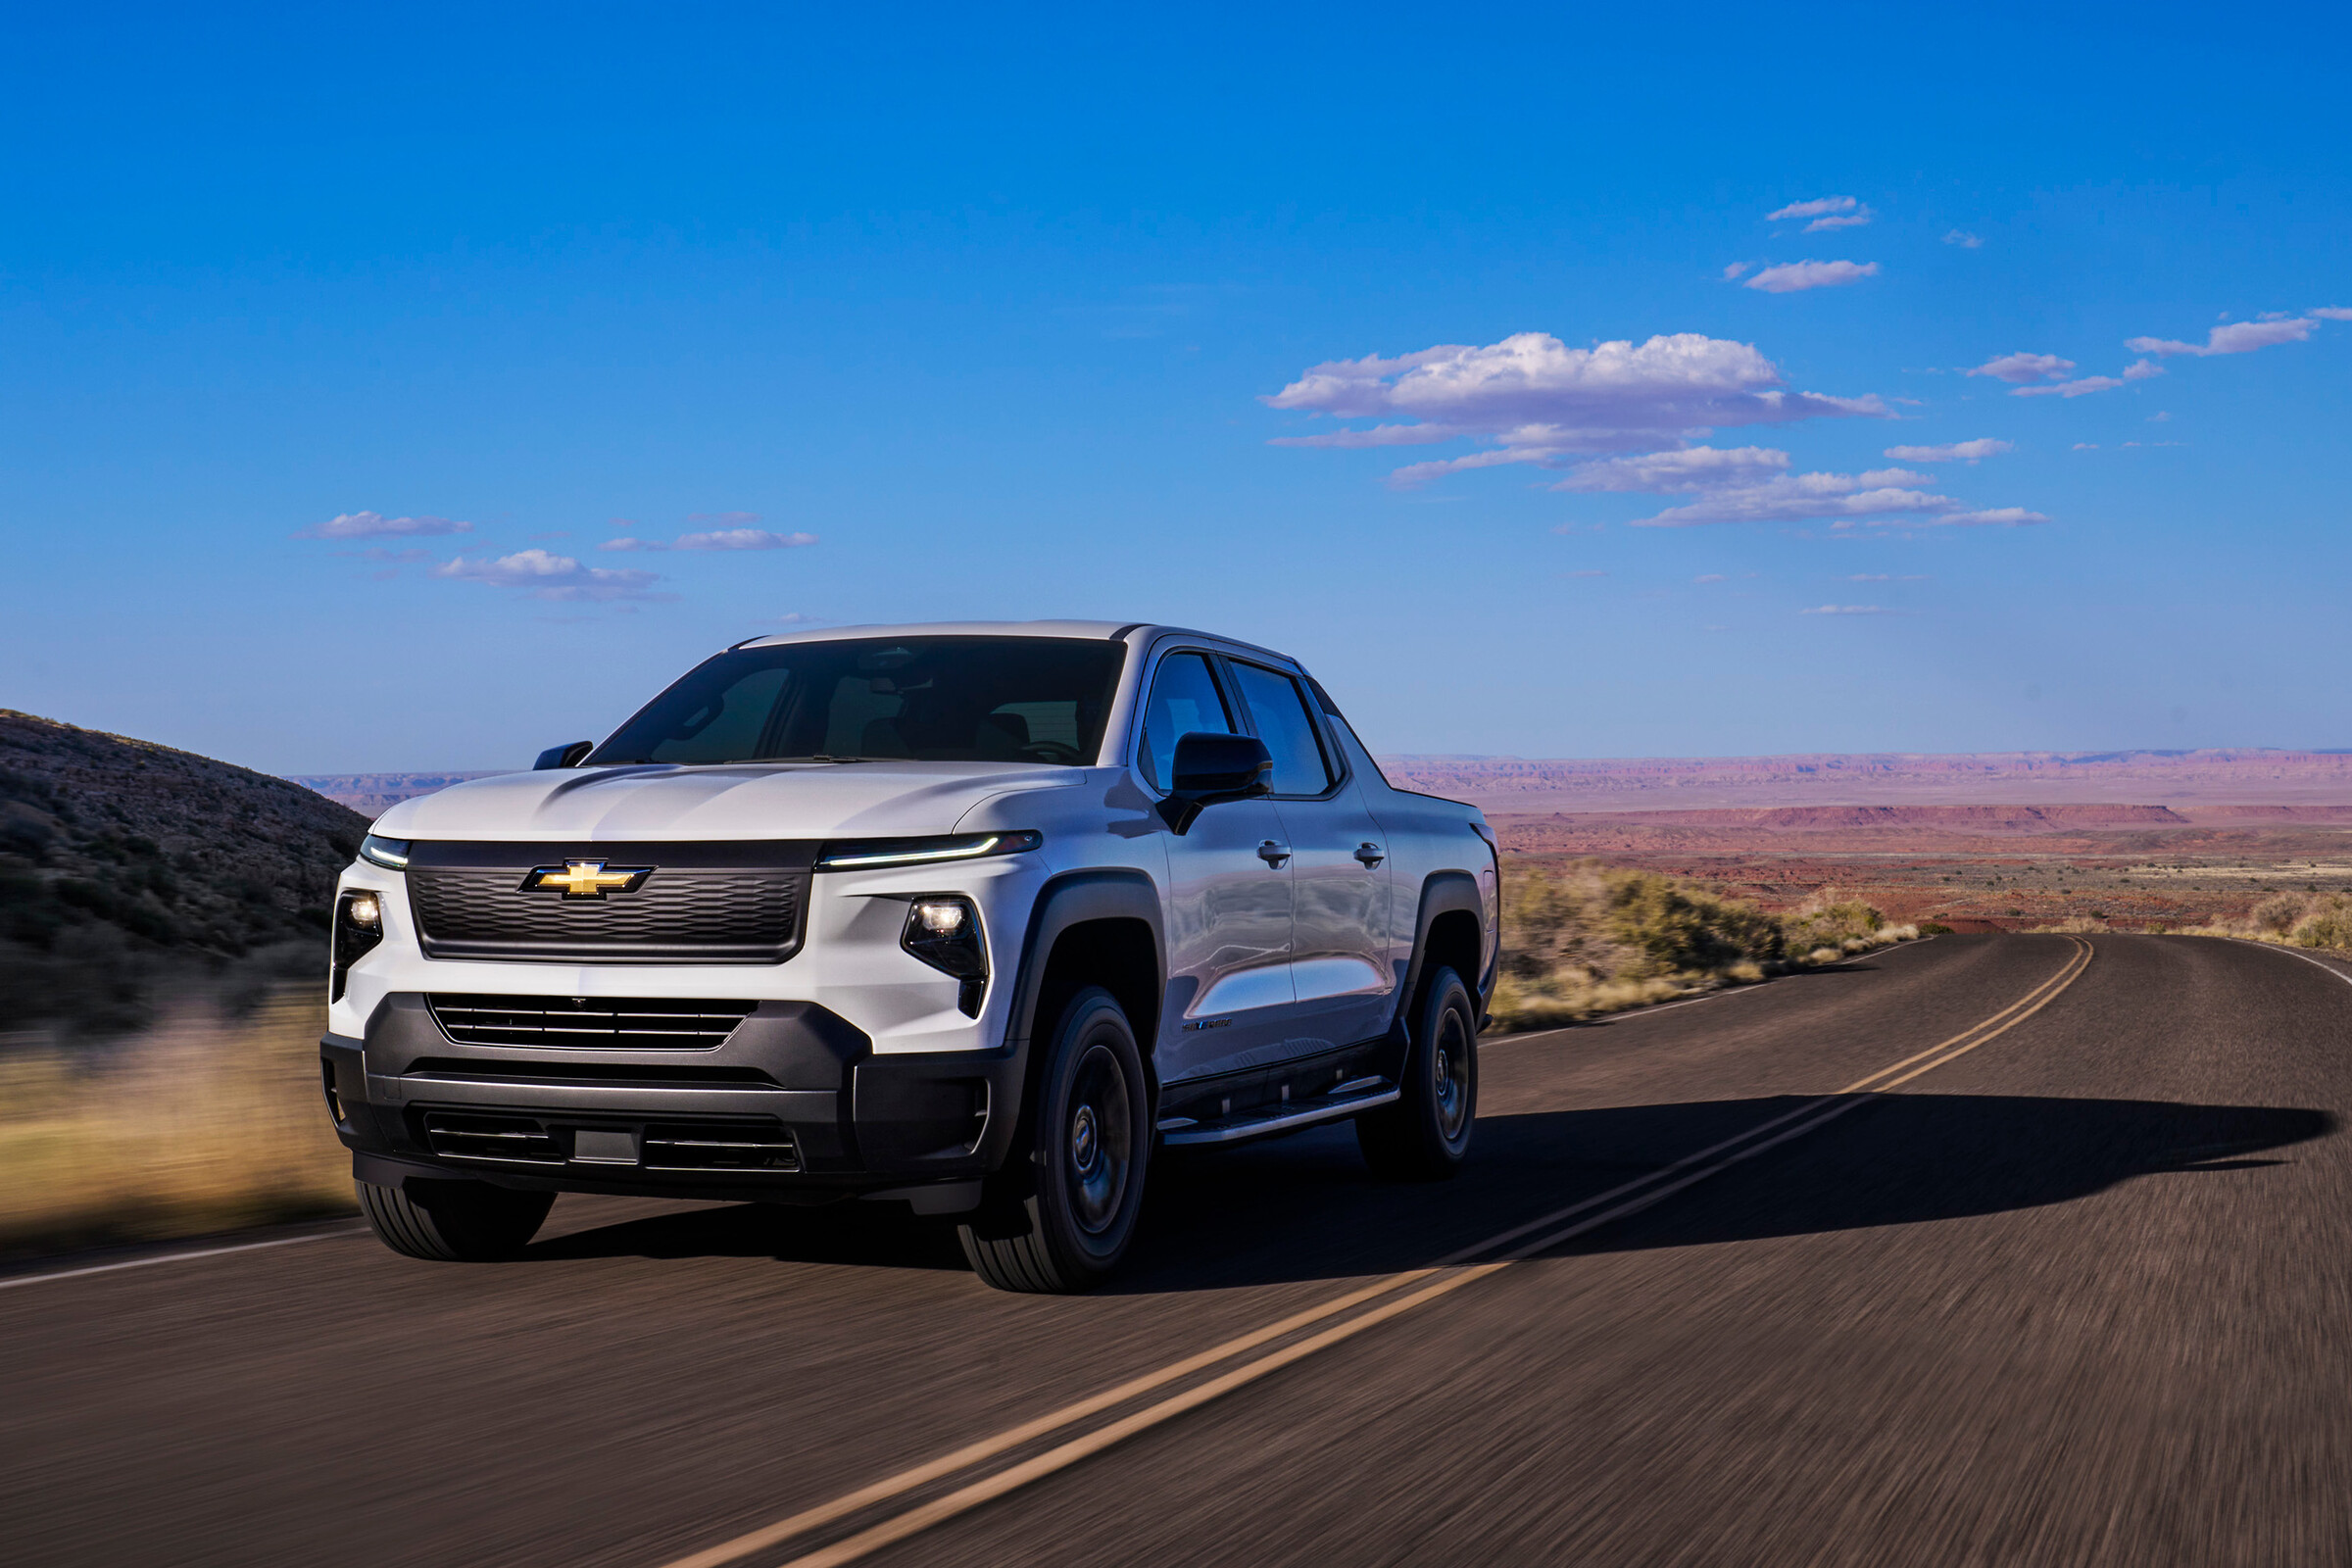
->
1141;652;1298;1085
1228;660;1396;1054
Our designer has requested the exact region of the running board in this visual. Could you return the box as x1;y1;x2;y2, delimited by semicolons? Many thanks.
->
1157;1083;1399;1147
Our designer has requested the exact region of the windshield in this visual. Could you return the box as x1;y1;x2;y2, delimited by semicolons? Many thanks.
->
587;636;1127;766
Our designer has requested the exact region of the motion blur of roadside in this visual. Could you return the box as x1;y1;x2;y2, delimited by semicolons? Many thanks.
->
0;987;351;1255
0;710;368;1044
1490;861;1915;1031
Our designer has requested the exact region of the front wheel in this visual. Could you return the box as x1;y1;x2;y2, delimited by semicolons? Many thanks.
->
358;1178;554;1261
959;987;1151;1293
1357;964;1478;1180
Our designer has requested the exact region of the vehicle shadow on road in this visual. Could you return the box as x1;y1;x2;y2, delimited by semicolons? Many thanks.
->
1102;1093;2337;1293
524;1198;969;1271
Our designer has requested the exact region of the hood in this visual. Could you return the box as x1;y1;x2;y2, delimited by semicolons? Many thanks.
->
370;760;1088;842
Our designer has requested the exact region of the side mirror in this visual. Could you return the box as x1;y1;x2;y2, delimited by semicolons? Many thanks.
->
534;741;593;770
1157;732;1272;834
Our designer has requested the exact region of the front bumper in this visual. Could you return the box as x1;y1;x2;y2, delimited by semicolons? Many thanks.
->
323;992;1027;1206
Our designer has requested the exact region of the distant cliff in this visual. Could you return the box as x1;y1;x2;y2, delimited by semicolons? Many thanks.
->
283;771;498;816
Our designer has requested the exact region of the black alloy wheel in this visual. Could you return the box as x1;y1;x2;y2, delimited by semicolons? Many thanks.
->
1357;963;1478;1180
960;986;1151;1292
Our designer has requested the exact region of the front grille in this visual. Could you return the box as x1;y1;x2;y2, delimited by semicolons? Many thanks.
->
422;1112;564;1165
428;994;755;1050
404;840;815;963
644;1121;799;1171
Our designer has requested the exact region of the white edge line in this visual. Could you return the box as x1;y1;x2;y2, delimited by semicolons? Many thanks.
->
0;1227;359;1292
2225;936;2352;990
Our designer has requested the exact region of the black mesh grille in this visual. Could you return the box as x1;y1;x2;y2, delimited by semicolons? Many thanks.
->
404;841;814;963
427;995;755;1050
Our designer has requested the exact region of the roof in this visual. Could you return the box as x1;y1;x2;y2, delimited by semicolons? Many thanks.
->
732;620;1297;663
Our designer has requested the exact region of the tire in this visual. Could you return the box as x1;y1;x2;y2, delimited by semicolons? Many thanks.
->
358;1177;555;1262
1357;964;1478;1180
959;987;1151;1293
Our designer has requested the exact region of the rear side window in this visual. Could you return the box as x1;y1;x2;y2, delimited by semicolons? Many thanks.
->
1230;662;1334;797
1138;652;1235;789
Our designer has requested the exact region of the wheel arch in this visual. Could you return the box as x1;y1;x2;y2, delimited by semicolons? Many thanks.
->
1393;871;1488;1041
1006;865;1163;1073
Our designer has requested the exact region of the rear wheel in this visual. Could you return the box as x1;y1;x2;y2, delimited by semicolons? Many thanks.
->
959;987;1150;1293
1357;964;1477;1180
358;1178;554;1261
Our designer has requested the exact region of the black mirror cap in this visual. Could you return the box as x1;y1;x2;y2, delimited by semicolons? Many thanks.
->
1158;733;1273;833
1169;732;1273;795
534;741;594;770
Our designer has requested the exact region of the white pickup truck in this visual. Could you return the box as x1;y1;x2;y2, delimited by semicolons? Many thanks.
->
323;621;1499;1291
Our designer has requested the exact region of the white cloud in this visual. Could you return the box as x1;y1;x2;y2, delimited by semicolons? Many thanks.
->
1267;421;1468;450
1967;352;2075;384
603;526;819;552
1884;438;2013;463
296;510;472;540
1800;604;1887;615
1538;442;2044;529
1806;211;1874;232
2122;359;2165;380
678;528;818;551
2073;442;2098;450
430;548;669;602
1941;508;2049;526
2012;375;2128;399
2310;307;2352;321
1265;332;1887;485
1722;262;1750;280
1743;260;1879;293
2148;411;2172;422
1842;573;1891;581
1766;197;1859;221
1551;445;1790;492
1694;573;1728;582
2126;318;2316;357
1943;229;1984;248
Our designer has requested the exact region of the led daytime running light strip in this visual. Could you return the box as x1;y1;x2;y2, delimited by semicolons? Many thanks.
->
815;831;1041;870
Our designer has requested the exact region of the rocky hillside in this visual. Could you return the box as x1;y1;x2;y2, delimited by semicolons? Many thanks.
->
0;710;369;1039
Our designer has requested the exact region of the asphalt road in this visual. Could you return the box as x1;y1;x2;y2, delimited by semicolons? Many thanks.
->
6;934;2348;1567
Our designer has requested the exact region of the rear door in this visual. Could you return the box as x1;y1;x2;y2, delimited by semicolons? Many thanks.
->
1225;659;1396;1054
1140;650;1298;1085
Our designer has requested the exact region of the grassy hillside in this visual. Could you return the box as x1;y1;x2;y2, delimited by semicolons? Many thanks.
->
0;710;368;1040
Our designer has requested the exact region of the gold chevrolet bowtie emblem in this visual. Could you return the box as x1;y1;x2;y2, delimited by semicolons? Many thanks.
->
521;859;653;900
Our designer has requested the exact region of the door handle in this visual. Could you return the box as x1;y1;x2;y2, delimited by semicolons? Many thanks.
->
1256;840;1292;867
1353;842;1386;867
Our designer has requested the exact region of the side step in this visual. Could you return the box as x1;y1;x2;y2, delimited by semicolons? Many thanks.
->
1156;1080;1398;1148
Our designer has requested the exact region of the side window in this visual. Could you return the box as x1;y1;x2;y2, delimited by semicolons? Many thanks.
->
1138;652;1235;789
1230;662;1335;797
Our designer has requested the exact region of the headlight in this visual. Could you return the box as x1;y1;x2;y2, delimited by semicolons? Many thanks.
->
902;896;987;1016
814;831;1040;870
331;888;385;1003
361;835;412;870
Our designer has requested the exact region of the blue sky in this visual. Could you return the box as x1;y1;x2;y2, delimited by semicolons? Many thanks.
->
5;3;2347;771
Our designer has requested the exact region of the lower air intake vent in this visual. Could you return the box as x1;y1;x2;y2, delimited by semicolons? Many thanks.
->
644;1121;800;1171
422;1112;564;1166
428;995;756;1050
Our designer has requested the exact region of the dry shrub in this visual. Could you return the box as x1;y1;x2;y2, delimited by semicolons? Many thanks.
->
2252;893;2307;935
1491;862;1901;1032
2293;895;2352;951
0;987;352;1254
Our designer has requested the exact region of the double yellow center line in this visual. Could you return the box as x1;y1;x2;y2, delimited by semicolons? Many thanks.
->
660;936;2095;1568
